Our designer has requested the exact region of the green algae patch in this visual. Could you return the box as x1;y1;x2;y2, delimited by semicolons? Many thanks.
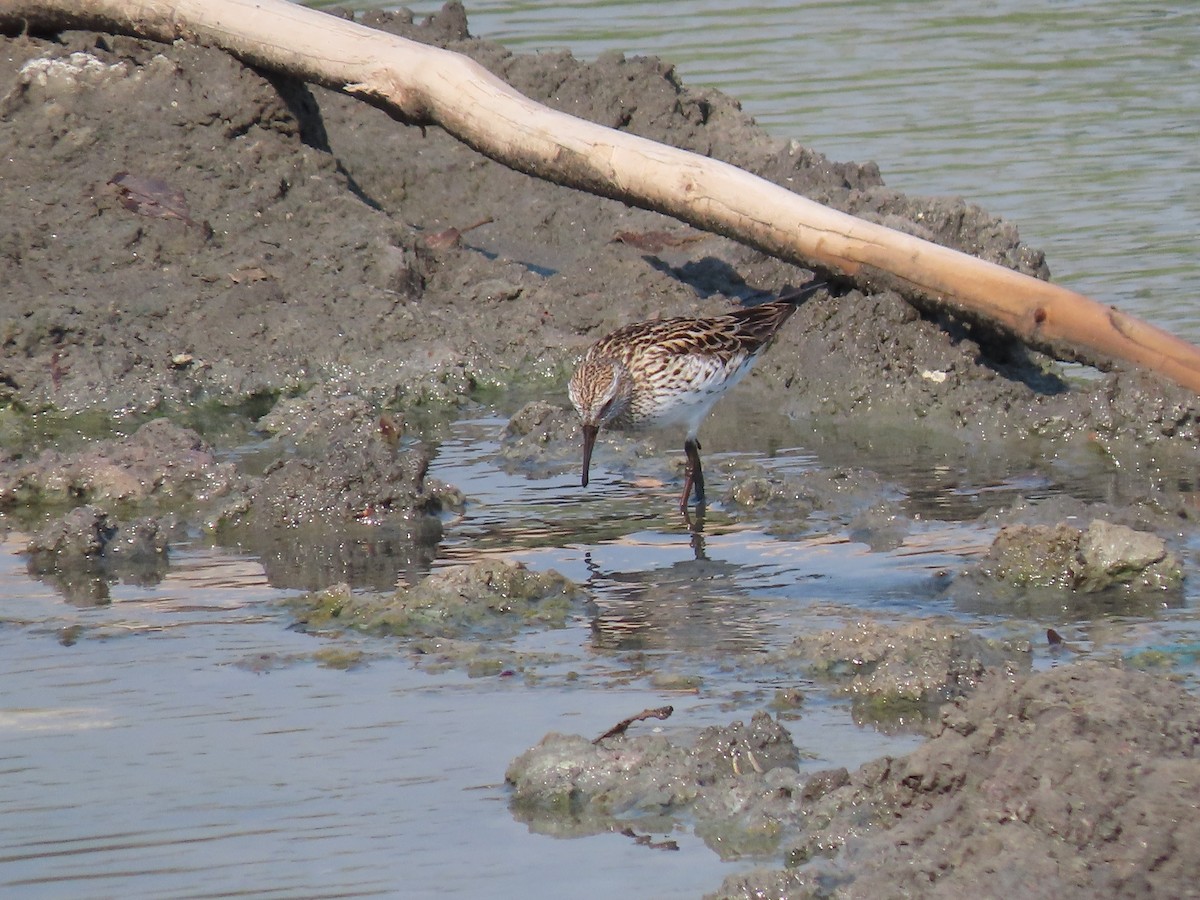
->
0;418;239;516
290;560;579;639
982;522;1082;590
311;646;369;670
0;406;136;458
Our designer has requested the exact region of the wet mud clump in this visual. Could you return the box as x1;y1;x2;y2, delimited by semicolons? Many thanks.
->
508;710;814;857
2;420;228;603
285;559;584;677
508;662;1200;897
496;400;583;478
25;504;172;604
221;391;465;591
0;419;237;512
290;559;579;638
769;616;1031;717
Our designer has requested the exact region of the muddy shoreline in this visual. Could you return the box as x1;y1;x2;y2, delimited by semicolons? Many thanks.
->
3;4;1200;897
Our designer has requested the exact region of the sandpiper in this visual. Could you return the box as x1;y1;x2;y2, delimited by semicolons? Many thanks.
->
568;281;824;511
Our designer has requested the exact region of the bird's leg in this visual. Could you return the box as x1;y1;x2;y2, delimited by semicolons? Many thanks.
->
687;506;708;559
680;437;705;512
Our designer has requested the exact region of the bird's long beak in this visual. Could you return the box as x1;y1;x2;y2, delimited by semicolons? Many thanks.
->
581;423;598;487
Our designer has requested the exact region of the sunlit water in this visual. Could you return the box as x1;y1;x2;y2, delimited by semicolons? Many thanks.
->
0;482;927;898
5;2;1200;896
6;410;1200;895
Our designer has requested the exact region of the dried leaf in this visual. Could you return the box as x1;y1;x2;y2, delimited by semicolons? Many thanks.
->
109;171;201;228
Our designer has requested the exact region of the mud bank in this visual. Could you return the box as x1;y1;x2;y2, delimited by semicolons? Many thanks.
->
3;3;1200;898
3;4;1198;452
505;663;1200;899
712;662;1200;899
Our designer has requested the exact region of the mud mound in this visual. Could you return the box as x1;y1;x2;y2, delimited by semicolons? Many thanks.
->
25;504;173;604
716;662;1200;899
4;2;1195;464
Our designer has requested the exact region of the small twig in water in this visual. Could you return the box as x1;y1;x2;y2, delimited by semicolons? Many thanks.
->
593;705;673;743
422;216;494;250
618;826;679;852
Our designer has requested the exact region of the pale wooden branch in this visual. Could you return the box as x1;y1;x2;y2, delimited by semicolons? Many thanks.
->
4;0;1199;393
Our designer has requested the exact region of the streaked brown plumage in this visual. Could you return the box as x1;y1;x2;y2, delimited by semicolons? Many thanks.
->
568;281;824;511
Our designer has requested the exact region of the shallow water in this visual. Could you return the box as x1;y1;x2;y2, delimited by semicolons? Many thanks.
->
0;480;925;899
6;408;1200;896
5;2;1200;896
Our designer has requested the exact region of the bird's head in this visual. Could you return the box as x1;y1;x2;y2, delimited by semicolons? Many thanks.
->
568;357;632;487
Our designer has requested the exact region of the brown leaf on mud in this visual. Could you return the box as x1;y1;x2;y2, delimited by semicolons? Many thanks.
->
593;705;674;743
421;216;493;250
108;171;203;229
611;229;707;252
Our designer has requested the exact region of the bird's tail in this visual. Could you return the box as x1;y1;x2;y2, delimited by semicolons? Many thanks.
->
729;279;827;344
774;279;827;306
